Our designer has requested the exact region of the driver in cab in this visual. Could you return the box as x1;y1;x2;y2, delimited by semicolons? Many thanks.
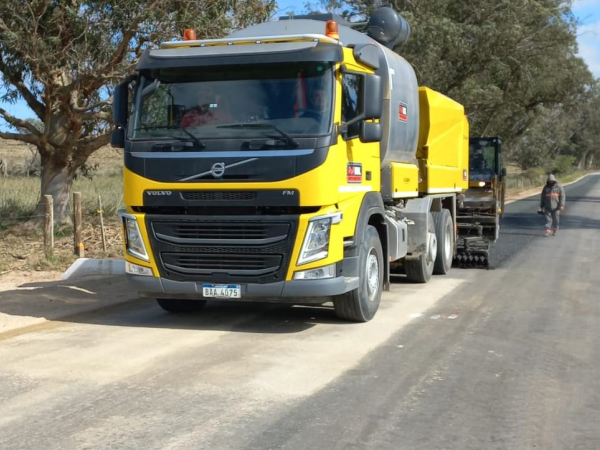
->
297;88;329;123
470;148;489;172
180;85;234;127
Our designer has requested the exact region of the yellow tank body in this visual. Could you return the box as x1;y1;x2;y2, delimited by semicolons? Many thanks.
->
417;87;469;194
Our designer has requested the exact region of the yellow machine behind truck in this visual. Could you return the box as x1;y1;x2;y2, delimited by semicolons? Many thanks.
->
111;8;470;322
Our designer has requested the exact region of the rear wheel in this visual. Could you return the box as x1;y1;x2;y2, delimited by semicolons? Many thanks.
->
433;209;454;275
405;213;436;283
156;298;207;313
334;225;383;322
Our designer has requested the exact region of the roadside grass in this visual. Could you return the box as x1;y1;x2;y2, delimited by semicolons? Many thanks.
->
0;174;124;226
505;168;592;195
0;173;124;273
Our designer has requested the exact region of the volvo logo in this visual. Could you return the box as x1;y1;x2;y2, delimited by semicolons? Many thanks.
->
179;158;259;182
210;162;226;178
147;191;172;196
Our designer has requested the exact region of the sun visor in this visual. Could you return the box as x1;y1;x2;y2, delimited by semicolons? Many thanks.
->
136;42;343;70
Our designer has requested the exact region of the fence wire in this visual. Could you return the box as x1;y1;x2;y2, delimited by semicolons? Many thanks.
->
0;214;48;221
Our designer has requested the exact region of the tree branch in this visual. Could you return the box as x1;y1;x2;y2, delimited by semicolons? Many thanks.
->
0;54;47;119
73;99;112;113
0;107;42;135
0;130;39;145
81;132;112;149
82;111;111;121
72;132;112;167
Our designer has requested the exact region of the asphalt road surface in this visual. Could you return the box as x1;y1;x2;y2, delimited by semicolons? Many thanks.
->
1;175;599;450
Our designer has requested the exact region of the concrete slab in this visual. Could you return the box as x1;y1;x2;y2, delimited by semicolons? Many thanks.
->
62;258;125;280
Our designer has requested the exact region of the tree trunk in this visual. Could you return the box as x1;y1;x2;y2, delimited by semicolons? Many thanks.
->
578;152;589;170
34;156;75;226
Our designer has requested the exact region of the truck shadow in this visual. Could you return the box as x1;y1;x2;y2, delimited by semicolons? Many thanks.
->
0;275;346;336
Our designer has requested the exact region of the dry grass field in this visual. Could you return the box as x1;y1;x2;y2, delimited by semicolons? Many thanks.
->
0;140;124;272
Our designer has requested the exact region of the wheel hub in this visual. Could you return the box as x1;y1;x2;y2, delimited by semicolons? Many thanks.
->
428;232;438;264
366;250;379;302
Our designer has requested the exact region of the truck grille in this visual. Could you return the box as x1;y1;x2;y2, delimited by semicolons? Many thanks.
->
161;254;282;276
152;222;289;245
146;215;298;284
180;191;257;202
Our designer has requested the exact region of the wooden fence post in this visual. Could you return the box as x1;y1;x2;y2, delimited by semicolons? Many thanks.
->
73;191;84;257
44;195;53;258
98;195;107;253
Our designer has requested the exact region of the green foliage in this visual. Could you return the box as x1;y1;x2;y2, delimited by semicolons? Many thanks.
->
0;0;275;222
551;155;577;175
307;0;600;172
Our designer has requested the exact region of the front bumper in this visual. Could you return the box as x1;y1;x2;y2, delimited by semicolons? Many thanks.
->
127;272;359;303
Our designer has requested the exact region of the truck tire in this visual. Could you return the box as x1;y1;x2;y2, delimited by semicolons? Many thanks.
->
433;209;454;275
334;225;383;322
405;213;436;283
156;298;207;313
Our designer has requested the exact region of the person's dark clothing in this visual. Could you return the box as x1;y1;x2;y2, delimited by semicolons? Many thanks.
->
540;182;565;232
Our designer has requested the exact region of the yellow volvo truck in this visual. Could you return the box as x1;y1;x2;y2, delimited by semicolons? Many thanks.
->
111;7;469;322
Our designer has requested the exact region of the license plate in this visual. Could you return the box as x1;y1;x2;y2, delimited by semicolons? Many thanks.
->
202;284;241;299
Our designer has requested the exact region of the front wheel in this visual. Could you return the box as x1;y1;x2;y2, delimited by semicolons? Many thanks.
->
156;298;207;314
334;225;383;322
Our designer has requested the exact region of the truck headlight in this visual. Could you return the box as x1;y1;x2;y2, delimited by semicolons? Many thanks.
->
298;217;332;265
120;214;149;261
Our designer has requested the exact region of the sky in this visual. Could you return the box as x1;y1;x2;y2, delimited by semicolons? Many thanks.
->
1;0;599;127
575;0;600;76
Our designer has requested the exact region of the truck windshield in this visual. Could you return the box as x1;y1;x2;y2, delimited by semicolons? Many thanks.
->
132;63;333;142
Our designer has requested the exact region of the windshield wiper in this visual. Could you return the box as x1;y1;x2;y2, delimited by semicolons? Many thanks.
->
178;127;207;149
217;123;299;149
134;125;206;149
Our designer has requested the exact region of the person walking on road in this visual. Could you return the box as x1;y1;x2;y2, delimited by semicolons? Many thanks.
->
539;174;566;236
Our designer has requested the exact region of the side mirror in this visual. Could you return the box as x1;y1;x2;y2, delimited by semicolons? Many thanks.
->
339;70;383;139
363;74;382;119
113;78;131;128
500;167;507;178
111;128;125;149
359;121;382;143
